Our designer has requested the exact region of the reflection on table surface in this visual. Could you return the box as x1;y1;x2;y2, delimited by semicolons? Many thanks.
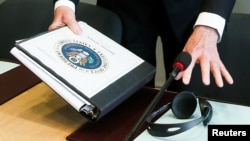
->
0;82;87;141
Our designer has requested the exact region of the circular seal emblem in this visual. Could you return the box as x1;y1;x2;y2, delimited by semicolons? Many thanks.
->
55;39;108;74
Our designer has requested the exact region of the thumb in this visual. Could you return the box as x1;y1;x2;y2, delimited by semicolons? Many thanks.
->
67;21;83;35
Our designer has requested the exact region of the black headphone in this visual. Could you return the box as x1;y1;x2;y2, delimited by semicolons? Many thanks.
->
146;91;213;137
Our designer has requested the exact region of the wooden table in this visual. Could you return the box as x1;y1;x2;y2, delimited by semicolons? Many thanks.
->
0;82;176;141
0;82;87;141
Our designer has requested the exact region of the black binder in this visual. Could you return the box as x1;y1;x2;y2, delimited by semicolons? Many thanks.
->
10;22;156;121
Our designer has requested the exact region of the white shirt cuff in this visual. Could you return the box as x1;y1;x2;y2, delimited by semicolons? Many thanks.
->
54;0;75;13
194;12;225;43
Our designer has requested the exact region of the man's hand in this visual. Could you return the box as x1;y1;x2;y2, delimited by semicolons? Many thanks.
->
48;6;82;34
176;25;234;87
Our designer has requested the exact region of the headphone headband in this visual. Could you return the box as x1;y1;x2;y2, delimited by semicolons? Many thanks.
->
146;91;213;137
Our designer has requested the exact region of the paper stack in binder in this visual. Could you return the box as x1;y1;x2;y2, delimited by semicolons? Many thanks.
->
10;21;155;121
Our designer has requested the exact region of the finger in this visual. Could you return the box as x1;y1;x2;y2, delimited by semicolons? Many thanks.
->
220;62;234;85
174;71;183;80
67;20;83;35
48;22;65;31
182;58;196;85
200;57;211;86
210;61;223;87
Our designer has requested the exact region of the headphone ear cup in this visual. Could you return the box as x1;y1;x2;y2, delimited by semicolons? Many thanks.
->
171;91;197;119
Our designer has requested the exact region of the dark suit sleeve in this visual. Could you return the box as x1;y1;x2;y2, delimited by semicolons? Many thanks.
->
201;0;236;21
53;0;79;6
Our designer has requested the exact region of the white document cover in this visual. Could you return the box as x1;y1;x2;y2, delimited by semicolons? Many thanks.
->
11;21;155;121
